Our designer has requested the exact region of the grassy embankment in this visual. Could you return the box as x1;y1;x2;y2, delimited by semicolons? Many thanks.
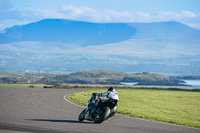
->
0;70;188;85
0;83;52;88
68;88;200;128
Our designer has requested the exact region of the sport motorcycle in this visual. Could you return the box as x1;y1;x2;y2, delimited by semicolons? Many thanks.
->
78;93;118;123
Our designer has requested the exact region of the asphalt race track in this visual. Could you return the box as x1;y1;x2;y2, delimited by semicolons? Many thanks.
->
0;87;199;133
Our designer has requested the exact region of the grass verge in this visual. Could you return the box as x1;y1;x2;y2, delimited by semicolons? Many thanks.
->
0;83;53;88
67;88;200;128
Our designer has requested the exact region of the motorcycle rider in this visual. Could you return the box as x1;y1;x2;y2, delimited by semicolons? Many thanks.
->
86;87;119;117
95;87;119;102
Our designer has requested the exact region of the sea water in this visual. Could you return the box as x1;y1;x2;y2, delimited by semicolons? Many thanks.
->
181;80;200;88
120;80;200;88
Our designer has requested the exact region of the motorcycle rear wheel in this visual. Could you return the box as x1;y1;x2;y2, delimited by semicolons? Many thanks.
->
94;107;110;123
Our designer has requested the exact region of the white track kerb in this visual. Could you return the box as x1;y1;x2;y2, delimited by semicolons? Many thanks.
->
63;94;85;108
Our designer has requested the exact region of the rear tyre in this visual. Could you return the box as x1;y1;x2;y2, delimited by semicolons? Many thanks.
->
78;109;86;122
94;107;110;123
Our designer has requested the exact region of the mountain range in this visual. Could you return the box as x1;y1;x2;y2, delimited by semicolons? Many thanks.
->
0;19;200;74
0;19;136;47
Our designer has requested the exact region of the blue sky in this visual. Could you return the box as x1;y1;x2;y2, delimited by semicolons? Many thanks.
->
0;0;200;30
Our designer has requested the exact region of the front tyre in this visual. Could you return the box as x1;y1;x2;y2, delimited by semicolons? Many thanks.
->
94;107;110;123
78;109;86;122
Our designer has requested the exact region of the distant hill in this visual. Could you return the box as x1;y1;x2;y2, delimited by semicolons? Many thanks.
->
0;19;199;57
77;21;200;58
0;70;184;86
0;19;136;47
0;19;200;74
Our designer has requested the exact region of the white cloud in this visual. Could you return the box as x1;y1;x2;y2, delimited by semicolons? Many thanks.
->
157;11;180;20
0;1;200;31
156;11;198;21
181;11;197;18
59;5;134;23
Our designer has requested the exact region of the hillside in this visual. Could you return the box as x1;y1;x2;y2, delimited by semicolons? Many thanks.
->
0;19;200;74
1;19;199;48
0;19;136;47
0;70;184;86
78;21;200;58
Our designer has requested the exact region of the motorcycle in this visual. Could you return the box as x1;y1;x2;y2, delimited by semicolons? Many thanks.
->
78;93;118;123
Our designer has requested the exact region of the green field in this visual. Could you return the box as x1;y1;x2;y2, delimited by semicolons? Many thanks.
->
0;83;52;88
68;89;200;128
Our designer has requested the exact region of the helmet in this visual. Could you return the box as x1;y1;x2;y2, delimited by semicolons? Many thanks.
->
107;87;115;92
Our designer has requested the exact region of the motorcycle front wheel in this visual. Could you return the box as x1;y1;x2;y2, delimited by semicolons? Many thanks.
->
94;107;110;123
78;108;86;122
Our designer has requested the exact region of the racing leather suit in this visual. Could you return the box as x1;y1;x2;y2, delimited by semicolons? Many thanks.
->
97;91;119;101
97;90;119;113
